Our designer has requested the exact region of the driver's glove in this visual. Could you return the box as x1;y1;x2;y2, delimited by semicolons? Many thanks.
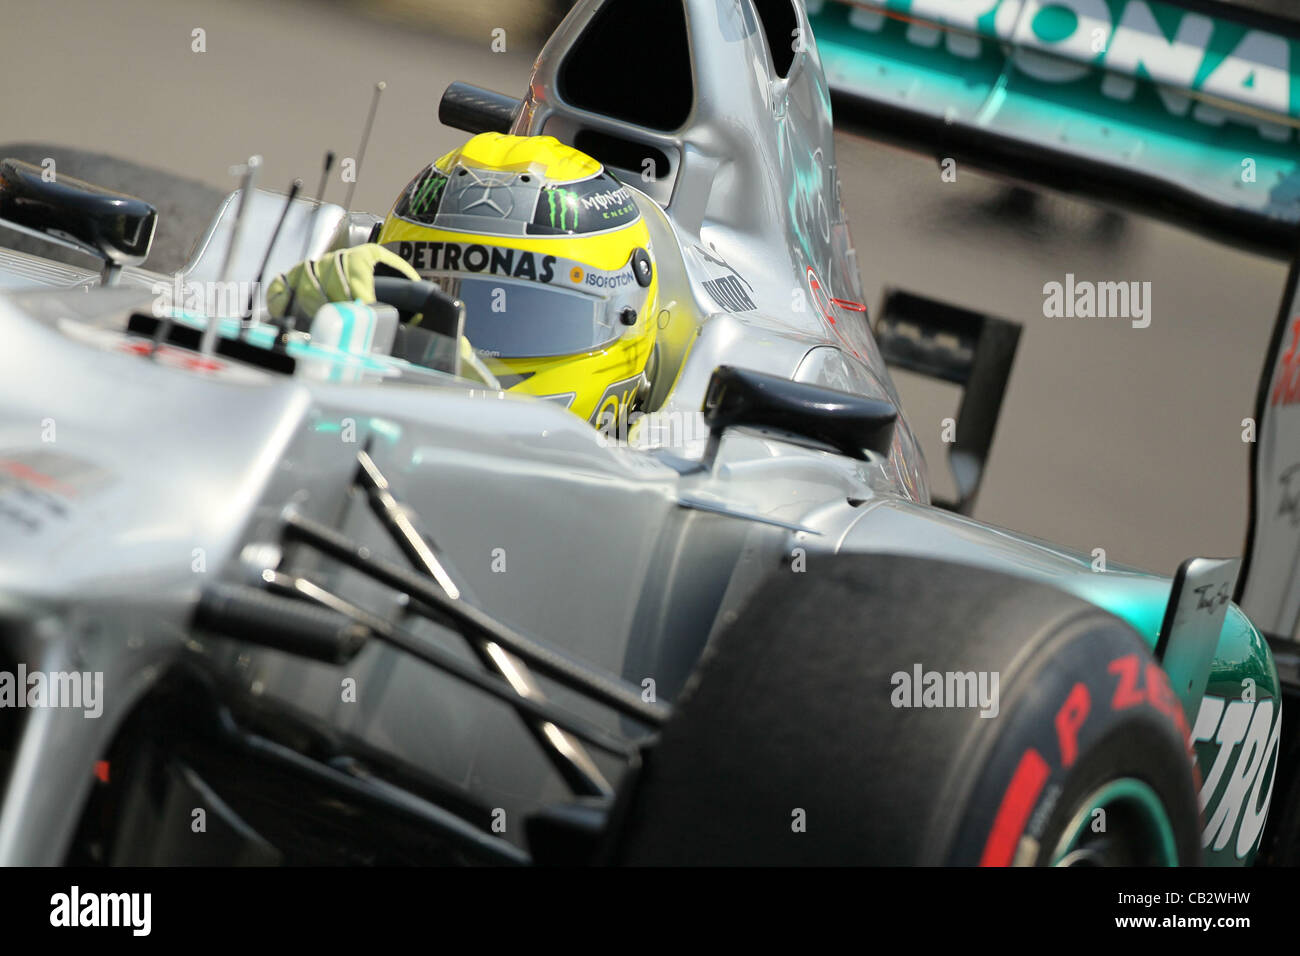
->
264;242;498;388
265;243;419;325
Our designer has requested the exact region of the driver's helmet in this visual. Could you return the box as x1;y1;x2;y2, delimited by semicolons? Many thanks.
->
377;133;659;428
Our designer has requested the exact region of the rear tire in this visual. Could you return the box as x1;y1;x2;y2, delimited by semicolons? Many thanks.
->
611;554;1200;865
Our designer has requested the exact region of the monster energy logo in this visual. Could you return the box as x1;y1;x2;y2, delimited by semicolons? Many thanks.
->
547;187;580;231
410;173;447;216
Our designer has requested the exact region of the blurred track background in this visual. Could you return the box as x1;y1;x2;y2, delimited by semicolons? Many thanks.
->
3;0;1287;576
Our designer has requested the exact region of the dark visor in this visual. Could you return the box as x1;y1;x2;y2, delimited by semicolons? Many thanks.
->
437;275;618;359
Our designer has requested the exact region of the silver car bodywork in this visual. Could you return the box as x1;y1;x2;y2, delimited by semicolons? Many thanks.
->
0;0;1278;865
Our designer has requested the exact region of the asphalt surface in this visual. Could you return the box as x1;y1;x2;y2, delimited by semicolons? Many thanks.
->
3;0;1289;574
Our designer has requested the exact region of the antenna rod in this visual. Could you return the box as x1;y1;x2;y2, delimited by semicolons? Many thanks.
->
311;151;336;219
202;155;261;355
246;178;302;332
279;151;335;338
343;81;385;215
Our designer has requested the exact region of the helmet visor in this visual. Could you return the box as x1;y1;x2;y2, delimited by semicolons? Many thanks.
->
436;275;618;359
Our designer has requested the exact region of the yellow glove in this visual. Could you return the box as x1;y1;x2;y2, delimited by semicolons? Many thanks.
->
265;243;420;323
265;243;499;388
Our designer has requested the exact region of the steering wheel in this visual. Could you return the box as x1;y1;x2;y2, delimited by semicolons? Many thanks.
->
372;276;464;338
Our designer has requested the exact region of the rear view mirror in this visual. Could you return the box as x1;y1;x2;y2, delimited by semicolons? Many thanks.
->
0;158;157;284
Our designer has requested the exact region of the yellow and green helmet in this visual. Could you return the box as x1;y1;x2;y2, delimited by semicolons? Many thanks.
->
377;133;659;427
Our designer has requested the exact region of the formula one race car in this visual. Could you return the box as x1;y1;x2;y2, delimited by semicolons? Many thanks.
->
0;0;1292;867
